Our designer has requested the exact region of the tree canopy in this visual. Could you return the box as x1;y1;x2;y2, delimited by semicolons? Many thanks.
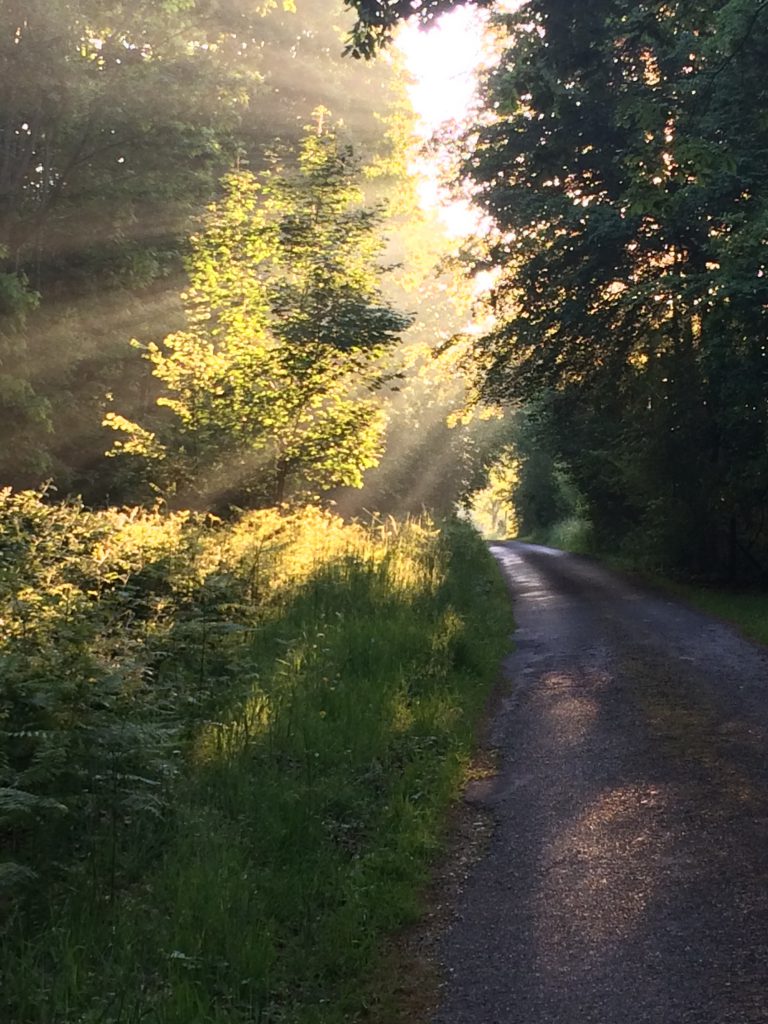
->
3;0;768;575
459;0;768;574
343;0;768;575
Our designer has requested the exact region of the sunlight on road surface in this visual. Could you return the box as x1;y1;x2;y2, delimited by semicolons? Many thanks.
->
541;783;674;948
539;671;600;745
491;544;562;606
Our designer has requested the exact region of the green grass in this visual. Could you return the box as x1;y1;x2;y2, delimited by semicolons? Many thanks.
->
652;580;768;647
540;515;594;554
0;494;511;1023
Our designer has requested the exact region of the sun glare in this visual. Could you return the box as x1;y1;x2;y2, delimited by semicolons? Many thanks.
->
396;6;489;140
395;7;489;238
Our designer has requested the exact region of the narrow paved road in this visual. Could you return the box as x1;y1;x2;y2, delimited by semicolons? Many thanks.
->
435;542;768;1024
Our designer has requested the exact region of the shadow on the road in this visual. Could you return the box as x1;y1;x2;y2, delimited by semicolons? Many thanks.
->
437;541;768;1024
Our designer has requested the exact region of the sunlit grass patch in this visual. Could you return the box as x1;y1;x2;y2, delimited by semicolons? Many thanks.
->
0;493;510;1023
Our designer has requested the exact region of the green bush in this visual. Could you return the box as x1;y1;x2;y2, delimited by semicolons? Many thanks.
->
545;515;594;554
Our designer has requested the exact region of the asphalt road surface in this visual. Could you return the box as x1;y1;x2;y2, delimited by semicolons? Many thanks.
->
435;542;768;1024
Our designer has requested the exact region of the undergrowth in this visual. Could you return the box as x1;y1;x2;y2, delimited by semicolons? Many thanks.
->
539;515;594;554
0;489;511;1023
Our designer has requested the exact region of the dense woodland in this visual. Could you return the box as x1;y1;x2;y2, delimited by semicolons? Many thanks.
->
4;0;768;1020
0;0;499;512
354;0;768;580
6;0;768;574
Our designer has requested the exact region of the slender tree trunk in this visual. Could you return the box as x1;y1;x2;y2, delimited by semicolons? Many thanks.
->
274;459;288;505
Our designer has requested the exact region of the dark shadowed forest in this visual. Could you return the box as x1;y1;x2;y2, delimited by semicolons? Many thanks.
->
354;0;768;581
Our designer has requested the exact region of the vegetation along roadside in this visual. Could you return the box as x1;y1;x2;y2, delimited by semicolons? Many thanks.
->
0;490;511;1023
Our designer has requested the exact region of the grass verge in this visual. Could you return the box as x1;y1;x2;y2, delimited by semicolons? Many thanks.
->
0;493;511;1023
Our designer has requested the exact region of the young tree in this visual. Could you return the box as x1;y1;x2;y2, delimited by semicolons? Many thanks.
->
0;0;408;498
105;116;411;509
